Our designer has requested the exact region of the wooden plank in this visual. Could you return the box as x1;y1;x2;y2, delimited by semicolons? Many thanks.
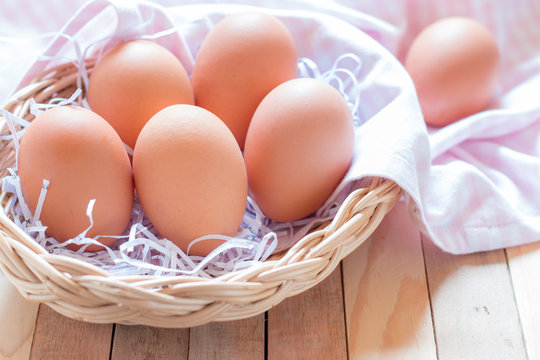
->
267;266;347;360
342;201;437;359
111;325;189;360
506;241;540;360
0;273;40;360
189;315;264;360
29;304;113;360
423;236;527;359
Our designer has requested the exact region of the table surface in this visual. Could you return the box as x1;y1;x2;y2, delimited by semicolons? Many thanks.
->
1;201;538;360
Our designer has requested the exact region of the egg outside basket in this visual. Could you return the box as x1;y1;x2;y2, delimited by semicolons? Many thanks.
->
0;60;401;328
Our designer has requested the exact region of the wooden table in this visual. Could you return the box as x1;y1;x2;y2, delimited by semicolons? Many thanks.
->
1;201;538;359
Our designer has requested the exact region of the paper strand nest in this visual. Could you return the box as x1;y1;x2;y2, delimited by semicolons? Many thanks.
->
0;18;366;279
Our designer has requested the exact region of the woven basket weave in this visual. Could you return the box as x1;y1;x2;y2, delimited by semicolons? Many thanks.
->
0;60;401;328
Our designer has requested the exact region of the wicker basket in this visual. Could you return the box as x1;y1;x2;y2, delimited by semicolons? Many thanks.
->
0;60;401;328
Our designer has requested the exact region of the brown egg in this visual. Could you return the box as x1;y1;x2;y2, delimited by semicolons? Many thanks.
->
192;12;298;149
133;105;247;256
405;17;500;127
88;40;194;148
244;78;354;222
18;106;134;251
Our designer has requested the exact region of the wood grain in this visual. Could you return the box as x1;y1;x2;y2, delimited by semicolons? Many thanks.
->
267;266;347;360
189;315;264;360
0;273;39;360
29;305;113;360
342;202;436;359
506;241;540;360
111;325;189;360
423;236;527;360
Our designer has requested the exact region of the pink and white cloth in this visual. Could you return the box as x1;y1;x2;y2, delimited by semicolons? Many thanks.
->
1;0;539;254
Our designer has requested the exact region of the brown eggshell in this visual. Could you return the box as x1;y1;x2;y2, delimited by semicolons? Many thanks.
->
88;40;194;148
405;17;500;127
192;12;298;149
18;106;134;252
133;105;247;256
244;78;355;222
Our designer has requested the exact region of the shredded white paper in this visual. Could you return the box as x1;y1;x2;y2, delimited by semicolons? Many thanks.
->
0;23;365;278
